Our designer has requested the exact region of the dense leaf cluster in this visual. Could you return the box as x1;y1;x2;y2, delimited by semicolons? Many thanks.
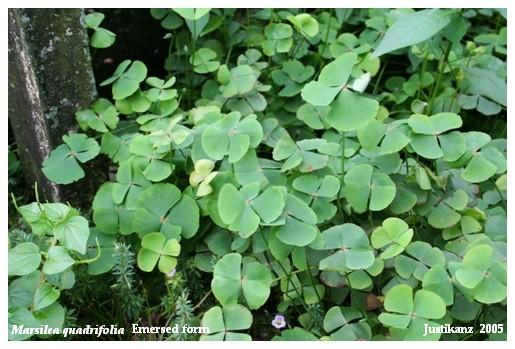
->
9;8;506;341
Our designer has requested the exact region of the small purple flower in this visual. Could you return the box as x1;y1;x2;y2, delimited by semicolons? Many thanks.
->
271;314;286;329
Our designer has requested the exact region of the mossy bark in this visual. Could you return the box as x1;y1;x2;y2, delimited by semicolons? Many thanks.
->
8;8;105;207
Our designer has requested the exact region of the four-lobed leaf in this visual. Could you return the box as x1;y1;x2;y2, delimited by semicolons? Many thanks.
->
218;182;285;238
211;253;272;309
200;304;252;341
371;218;413;259
319;224;375;271
378;284;447;340
100;60;148;100
344;163;396;213
137;232;181;273
42;133;100;184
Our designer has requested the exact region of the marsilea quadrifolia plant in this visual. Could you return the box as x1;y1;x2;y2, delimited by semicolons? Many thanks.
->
9;8;506;340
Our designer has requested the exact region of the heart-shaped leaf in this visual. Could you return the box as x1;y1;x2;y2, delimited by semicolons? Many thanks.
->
8;243;41;276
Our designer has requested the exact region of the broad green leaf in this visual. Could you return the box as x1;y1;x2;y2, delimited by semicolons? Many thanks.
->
462;67;507;106
84;12;104;29
301;81;340;106
33;283;60;311
90;27;116;48
43;246;74;275
8;242;41;276
53;216;90;255
372;9;452;58
172;8;210;21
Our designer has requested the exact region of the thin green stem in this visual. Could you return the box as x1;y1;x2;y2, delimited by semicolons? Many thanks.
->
428;40;452;113
337;133;346;223
372;57;388;95
416;53;428;100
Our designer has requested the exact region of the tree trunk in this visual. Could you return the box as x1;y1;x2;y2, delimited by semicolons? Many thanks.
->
8;8;104;207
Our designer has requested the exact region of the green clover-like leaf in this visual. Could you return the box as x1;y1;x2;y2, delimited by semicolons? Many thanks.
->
378;284;447;340
100;60;148;100
371;217;413;259
271;60;314;97
274;193;318;247
394;241;446;281
407;113;465;160
133;183;199;240
84;12;116;48
301;52;357;106
218;182;285;238
172;8;211;21
129;134;173;182
319;223;375;271
200;304;253;341
42;133;100;184
422;265;454;306
343;163;396;213
458;132;506;183
323;306;372;340
262;23;293;56
292;175;339;223
137;232;181;273
272;136;334;173
211;253;272;309
287;13;319;38
201;113;263;163
451;244;506;304
76;98;119;133
189;159;218;197
112;159;151;209
326;89;379;132
220;65;259;97
190;48;220;74
92;182;135;235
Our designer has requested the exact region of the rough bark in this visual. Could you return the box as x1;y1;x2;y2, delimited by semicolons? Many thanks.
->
8;8;103;207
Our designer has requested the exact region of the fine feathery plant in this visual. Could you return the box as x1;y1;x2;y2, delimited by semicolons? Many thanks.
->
8;8;507;341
